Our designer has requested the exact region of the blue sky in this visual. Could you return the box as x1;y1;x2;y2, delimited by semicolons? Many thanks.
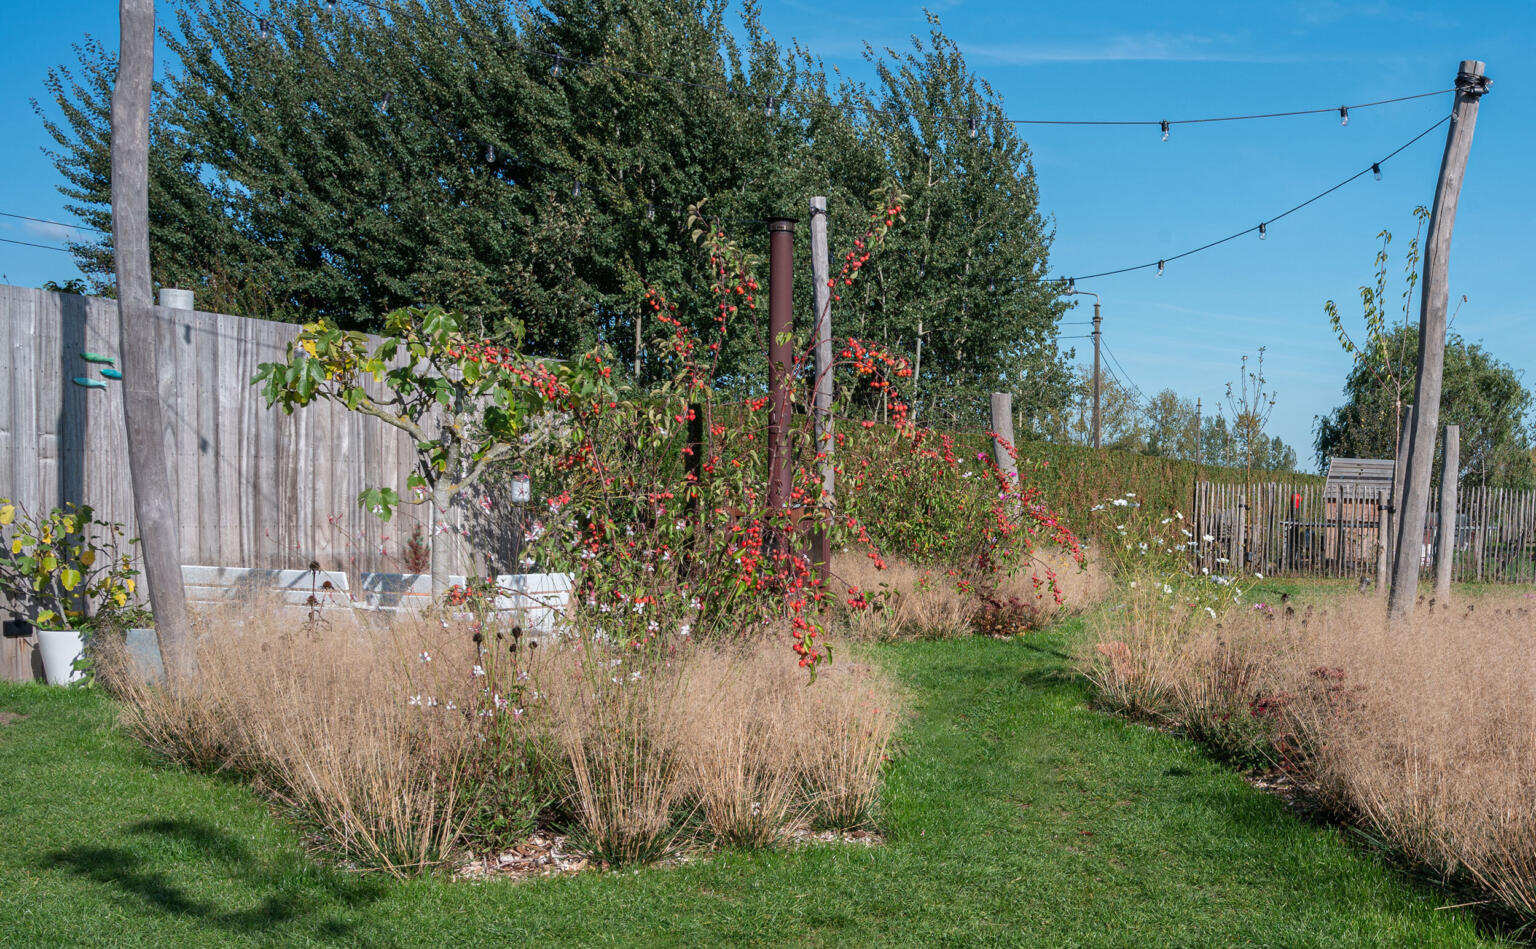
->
3;0;1533;466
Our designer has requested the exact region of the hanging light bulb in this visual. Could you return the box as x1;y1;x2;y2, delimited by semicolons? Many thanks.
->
573;181;581;197
1258;222;1267;240
988;280;996;292
1067;277;1075;293
1372;162;1382;181
646;203;656;221
325;0;336;11
1339;106;1349;126
551;54;562;78
968;116;979;139
765;96;777;118
1156;260;1165;277
258;17;270;38
1160;120;1170;142
379;91;391;115
485;144;495;163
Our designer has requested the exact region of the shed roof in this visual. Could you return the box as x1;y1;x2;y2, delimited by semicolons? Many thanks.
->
1323;457;1394;497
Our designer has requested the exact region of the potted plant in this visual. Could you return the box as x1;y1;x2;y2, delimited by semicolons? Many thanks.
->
0;499;144;685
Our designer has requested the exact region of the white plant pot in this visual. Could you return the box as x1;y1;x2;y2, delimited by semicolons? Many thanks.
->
36;628;86;686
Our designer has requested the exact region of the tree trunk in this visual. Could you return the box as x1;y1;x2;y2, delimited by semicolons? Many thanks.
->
430;484;455;597
112;0;195;679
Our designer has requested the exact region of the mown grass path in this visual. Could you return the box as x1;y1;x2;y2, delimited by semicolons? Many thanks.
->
0;626;1502;947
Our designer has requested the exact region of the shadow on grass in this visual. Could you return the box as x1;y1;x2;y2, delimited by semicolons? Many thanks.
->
44;817;385;939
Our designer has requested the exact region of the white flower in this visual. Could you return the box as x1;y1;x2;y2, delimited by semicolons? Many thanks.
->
1175;511;1184;520
419;651;432;663
689;598;701;611
1126;493;1136;498
1112;498;1129;507
647;620;660;633
1162;584;1173;594
1091;504;1105;512
1204;607;1217;619
632;602;645;614
678;624;692;637
1255;572;1264;579
1202;567;1210;575
472;664;485;677
1202;534;1215;543
426;696;439;708
1215;557;1229;564
1138;543;1148;553
630;671;642;681
1128;581;1138;588
517;670;529;681
445;700;457;711
513;708;525;720
409;694;422;706
1160;518;1172;525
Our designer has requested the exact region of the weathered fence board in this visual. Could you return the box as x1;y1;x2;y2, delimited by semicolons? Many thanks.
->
0;285;509;681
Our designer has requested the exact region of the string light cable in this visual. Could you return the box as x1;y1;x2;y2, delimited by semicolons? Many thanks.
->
1058;114;1451;286
231;0;1452;140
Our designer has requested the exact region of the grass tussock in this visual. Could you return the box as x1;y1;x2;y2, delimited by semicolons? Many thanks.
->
835;547;1110;641
104;610;903;876
1083;584;1536;923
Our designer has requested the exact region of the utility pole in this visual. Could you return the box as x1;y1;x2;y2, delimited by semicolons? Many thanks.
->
112;0;194;679
1194;398;1203;470
1068;288;1102;448
1389;60;1490;619
808;197;833;578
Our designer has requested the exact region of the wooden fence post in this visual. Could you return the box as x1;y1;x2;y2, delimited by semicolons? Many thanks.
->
808;197;833;579
1434;424;1459;600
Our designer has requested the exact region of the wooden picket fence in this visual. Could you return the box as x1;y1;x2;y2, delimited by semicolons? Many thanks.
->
1191;480;1536;584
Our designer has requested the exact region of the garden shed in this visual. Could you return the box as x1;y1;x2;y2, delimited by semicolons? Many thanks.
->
1322;457;1394;564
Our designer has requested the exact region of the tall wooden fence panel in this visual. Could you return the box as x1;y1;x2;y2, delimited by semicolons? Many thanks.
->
0;285;499;679
1192;479;1536;585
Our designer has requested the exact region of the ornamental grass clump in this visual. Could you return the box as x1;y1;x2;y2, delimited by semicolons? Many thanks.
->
108;603;905;875
1265;596;1536;921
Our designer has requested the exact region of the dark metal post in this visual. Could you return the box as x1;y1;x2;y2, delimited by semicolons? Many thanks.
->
766;218;796;523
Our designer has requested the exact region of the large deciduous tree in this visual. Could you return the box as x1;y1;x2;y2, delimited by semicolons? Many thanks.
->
1315;323;1534;488
38;2;1072;417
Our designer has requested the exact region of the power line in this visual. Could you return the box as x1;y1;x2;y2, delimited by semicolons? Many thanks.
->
0;236;72;253
1059;114;1450;284
0;211;107;235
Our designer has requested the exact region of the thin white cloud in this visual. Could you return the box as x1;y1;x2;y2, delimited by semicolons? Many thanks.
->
23;219;80;242
963;32;1298;65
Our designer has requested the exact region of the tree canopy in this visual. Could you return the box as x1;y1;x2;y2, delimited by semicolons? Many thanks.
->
37;0;1071;422
1314;323;1535;488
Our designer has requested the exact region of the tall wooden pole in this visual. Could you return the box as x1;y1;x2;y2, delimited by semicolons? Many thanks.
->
112;0;195;679
1389;60;1490;619
990;393;1020;512
765;218;796;527
1434;424;1460;600
808;197;833;578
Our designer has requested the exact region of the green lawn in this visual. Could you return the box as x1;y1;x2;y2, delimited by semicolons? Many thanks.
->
0;624;1505;947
